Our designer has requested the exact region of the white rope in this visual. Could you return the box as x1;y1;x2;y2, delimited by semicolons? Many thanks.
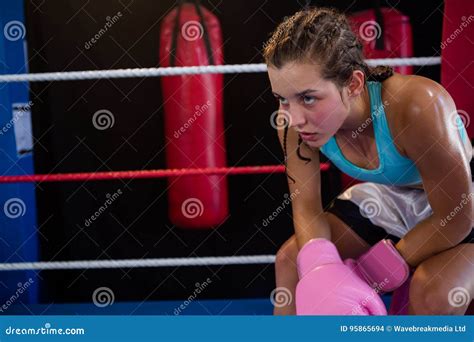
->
0;57;441;83
0;255;276;271
365;56;441;67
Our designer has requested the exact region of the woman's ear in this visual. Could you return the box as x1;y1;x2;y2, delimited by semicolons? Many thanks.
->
347;70;365;97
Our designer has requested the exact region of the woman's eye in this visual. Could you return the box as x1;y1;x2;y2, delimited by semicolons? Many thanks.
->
302;96;315;105
278;97;289;105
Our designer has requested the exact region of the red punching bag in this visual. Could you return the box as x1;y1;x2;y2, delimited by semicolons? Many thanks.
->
441;0;474;139
159;1;229;229
340;4;414;190
349;4;414;75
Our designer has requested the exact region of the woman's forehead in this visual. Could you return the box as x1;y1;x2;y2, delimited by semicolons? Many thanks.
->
268;62;328;95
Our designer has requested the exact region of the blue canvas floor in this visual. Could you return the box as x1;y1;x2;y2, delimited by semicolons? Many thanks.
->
3;295;393;315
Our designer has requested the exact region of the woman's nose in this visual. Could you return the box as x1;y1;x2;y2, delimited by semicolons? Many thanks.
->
288;109;306;128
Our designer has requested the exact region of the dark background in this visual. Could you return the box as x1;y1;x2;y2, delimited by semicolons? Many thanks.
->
25;0;444;303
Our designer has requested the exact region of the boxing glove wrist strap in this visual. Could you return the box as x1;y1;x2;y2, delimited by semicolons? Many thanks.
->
354;239;410;293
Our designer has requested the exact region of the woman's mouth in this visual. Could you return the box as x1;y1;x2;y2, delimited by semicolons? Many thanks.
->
299;132;319;141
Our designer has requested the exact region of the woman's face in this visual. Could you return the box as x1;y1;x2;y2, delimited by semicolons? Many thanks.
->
267;61;350;147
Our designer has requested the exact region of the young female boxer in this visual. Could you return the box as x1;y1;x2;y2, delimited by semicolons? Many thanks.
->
263;7;474;315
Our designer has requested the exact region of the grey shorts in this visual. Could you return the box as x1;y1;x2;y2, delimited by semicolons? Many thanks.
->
327;177;474;246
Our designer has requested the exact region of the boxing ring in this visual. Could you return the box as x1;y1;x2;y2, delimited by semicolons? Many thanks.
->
0;0;472;319
0;56;444;315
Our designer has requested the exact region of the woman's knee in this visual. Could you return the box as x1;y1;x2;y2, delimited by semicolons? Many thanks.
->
409;264;470;315
409;266;443;314
275;235;298;275
274;236;298;315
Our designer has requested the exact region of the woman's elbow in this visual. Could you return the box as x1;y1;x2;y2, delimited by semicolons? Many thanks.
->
439;214;472;244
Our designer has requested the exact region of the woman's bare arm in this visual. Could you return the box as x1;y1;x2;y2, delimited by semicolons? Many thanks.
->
276;119;331;249
394;78;473;266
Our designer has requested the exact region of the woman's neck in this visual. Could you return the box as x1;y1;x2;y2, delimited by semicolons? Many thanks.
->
339;85;372;135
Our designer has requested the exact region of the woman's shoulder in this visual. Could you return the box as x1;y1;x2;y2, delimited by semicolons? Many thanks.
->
381;73;454;118
380;73;459;157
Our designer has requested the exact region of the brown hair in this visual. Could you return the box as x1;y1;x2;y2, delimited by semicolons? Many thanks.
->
263;7;393;184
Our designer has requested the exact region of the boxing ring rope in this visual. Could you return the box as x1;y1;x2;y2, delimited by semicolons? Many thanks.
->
0;57;440;83
0;164;329;184
0;165;318;270
0;56;437;271
0;255;276;271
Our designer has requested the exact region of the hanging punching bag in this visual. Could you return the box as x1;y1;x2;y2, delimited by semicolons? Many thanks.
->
349;2;414;75
441;0;474;139
159;0;229;229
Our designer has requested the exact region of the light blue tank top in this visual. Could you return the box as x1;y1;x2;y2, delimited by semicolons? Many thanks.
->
319;81;467;186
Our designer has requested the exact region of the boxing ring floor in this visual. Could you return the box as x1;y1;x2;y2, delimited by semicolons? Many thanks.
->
3;296;394;315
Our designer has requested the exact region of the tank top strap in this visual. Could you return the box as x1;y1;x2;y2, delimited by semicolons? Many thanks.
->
367;81;390;142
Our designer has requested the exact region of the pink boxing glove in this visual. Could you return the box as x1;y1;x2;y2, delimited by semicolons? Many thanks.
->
296;238;387;315
344;239;410;294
